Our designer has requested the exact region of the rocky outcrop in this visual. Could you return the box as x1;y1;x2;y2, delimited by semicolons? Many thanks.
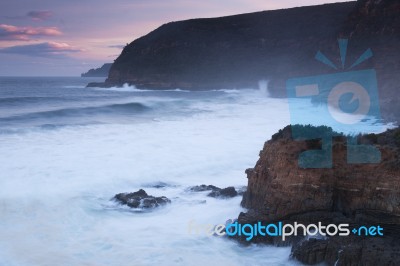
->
113;189;170;209
81;63;112;77
189;184;240;198
238;125;400;265
208;187;238;198
189;185;220;192
291;236;400;265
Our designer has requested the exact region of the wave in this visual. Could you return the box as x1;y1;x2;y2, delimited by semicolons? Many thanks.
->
219;89;241;94
89;83;263;95
0;122;106;135
0;96;62;105
0;102;151;122
90;84;190;93
62;85;86;89
210;88;259;94
91;84;140;92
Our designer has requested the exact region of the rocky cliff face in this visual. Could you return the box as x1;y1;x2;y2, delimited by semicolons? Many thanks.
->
81;63;112;77
104;2;356;90
342;0;400;37
99;0;400;123
339;0;400;124
239;125;400;265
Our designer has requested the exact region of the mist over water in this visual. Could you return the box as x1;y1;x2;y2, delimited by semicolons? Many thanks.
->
0;77;389;265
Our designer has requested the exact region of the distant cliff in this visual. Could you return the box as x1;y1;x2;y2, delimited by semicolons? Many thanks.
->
81;63;112;77
239;125;400;265
103;2;356;89
93;0;399;122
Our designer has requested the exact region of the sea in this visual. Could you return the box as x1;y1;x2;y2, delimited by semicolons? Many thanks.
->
0;77;388;266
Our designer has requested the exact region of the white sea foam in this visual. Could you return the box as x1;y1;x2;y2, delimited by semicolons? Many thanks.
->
91;83;142;92
0;89;300;265
63;85;86;89
91;84;191;93
0;84;390;265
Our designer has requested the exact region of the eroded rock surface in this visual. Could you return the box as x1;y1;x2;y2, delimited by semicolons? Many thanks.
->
114;189;170;209
238;125;400;265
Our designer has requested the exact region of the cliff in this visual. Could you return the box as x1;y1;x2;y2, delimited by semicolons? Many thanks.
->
81;63;112;77
104;2;355;90
339;0;400;123
95;0;400;123
239;125;400;265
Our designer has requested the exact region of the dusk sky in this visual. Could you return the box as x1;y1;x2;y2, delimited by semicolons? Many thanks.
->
1;0;352;76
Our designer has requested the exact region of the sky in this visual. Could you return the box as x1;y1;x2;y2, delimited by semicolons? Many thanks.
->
0;0;352;76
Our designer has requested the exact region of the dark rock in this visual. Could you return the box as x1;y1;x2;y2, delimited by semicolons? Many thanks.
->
86;81;127;88
291;238;328;265
81;63;112;77
237;186;247;196
235;125;400;265
291;236;400;266
208;186;238;198
113;189;170;209
86;82;107;88
189;184;239;198
140;197;170;208
189;184;220;192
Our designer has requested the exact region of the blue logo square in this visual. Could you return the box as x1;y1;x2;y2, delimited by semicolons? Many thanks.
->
286;68;382;168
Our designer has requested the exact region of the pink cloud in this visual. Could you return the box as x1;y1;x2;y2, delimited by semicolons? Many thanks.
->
0;24;62;41
46;41;80;51
0;41;82;58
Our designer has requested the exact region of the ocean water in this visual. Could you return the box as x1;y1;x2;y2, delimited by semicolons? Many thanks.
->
0;77;388;266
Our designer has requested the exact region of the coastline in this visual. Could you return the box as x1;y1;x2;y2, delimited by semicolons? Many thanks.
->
234;125;400;265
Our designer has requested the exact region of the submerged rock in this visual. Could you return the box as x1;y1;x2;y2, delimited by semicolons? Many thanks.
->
113;189;170;209
142;181;178;189
189;184;220;192
208;186;238;198
189;184;239;198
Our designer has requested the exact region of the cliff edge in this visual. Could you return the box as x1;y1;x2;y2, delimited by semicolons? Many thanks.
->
103;2;355;90
94;0;400;123
239;125;400;265
81;63;112;77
